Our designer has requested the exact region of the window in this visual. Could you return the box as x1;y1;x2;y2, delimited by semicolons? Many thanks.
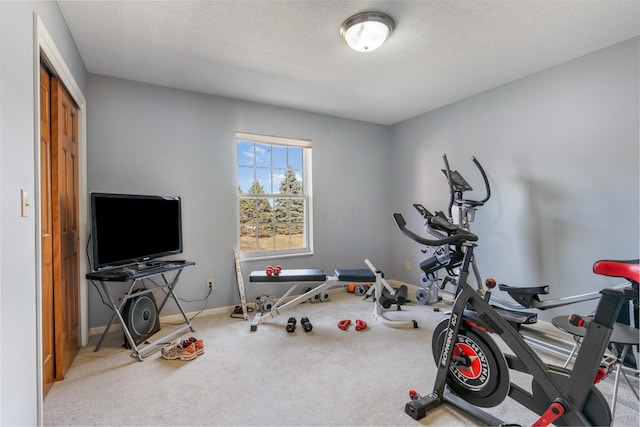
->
236;132;312;259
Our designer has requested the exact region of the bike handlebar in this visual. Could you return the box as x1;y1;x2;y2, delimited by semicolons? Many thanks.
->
393;212;478;246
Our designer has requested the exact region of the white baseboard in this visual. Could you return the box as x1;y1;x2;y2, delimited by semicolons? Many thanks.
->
88;284;352;337
88;304;248;337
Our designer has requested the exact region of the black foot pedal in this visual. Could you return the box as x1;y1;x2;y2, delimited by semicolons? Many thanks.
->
286;317;297;333
301;317;313;332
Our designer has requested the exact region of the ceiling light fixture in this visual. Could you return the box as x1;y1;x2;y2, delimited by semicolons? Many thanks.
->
340;12;395;53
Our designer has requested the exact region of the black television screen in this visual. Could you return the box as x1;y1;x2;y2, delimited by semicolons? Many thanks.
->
90;192;183;270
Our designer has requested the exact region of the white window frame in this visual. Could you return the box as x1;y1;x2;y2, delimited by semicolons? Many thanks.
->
236;132;313;260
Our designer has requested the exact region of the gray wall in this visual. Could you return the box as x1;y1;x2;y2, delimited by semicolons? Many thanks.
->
86;75;392;327
0;1;87;425
389;37;640;321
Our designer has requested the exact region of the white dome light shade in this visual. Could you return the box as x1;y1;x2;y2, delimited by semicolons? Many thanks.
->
340;12;395;52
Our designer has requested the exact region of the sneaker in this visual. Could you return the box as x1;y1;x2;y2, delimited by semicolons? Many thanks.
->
161;339;197;361
187;337;205;356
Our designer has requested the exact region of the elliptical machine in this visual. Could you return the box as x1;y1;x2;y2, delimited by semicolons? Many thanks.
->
413;154;538;329
394;211;639;426
412;154;490;305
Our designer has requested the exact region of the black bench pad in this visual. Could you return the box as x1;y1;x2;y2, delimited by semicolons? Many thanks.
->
250;268;326;282
334;269;376;282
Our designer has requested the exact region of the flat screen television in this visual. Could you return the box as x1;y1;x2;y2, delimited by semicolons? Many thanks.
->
90;192;183;270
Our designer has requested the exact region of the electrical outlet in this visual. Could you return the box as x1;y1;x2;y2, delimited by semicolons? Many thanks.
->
405;260;411;270
206;278;215;291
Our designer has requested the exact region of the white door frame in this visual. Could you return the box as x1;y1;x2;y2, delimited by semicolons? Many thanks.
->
33;12;88;424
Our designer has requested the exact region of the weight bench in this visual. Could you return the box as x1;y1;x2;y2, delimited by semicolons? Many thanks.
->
248;259;417;331
249;268;331;331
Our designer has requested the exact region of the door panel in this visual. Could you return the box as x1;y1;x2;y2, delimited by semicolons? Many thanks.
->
51;77;80;380
40;64;55;397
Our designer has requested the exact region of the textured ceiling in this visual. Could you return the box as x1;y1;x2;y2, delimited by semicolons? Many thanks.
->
57;0;640;125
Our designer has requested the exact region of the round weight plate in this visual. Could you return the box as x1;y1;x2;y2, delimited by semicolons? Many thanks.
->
303;288;316;303
416;288;430;305
432;319;509;408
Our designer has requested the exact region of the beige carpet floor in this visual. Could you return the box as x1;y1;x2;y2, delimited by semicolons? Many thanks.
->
43;290;639;426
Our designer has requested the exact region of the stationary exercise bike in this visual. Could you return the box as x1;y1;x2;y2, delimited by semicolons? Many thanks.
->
394;211;639;426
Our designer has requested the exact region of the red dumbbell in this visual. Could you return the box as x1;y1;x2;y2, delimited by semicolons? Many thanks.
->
355;319;367;331
338;319;351;330
266;266;274;276
273;265;282;276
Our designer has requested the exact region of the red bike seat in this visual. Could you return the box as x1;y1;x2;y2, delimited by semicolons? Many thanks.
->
593;259;640;284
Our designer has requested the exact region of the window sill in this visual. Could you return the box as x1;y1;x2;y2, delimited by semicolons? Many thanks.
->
239;251;314;262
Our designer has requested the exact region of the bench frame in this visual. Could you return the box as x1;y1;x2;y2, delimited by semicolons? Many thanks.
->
247;259;417;331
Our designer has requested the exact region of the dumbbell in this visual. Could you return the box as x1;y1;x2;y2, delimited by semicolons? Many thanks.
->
337;319;367;331
286;317;296;333
338;319;351;330
266;265;282;276
301;317;313;332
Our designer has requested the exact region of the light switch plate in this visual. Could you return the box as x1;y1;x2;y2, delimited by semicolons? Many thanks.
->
21;189;30;217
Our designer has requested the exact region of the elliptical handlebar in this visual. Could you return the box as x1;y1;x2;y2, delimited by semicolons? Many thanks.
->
442;154;491;218
471;156;491;204
442;154;455;219
393;212;478;247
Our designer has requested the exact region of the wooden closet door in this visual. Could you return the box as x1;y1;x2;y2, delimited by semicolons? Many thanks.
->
40;64;55;396
51;77;80;380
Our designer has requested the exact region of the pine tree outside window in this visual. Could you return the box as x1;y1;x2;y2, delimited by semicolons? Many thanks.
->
236;132;312;259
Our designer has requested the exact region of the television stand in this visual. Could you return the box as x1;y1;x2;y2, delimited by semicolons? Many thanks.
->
86;261;195;361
